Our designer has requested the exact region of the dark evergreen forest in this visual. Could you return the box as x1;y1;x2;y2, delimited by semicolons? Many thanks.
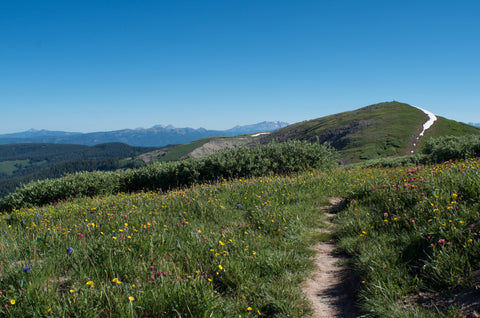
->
0;143;158;198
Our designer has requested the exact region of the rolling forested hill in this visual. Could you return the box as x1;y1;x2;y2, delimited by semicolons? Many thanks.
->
0;143;159;198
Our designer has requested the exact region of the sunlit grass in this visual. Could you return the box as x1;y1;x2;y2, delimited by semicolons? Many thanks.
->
1;155;480;317
0;172;333;317
334;158;480;317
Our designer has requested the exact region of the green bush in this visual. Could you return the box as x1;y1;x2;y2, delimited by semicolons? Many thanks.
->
421;134;480;162
1;141;337;212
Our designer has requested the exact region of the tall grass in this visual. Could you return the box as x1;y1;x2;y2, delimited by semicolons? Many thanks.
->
333;158;480;317
0;171;335;317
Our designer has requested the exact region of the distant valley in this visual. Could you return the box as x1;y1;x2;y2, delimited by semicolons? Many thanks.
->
0;121;289;147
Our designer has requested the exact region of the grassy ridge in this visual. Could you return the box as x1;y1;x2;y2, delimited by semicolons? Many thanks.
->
255;101;427;162
255;101;480;163
424;116;480;139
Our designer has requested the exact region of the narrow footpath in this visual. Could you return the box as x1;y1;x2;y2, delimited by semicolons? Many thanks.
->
302;198;358;318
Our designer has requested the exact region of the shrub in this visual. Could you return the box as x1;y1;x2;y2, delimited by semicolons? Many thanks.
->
421;134;480;162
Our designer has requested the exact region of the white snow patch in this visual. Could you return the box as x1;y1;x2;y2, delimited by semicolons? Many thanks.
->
410;106;437;153
414;106;437;137
251;132;270;137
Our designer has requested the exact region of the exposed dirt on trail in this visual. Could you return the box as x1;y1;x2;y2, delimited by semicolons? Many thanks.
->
303;197;359;318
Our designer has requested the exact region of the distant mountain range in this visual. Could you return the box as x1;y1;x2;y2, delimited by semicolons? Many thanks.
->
0;121;289;147
468;123;480;127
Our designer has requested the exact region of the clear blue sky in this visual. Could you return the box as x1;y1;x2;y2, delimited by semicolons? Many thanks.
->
1;0;479;133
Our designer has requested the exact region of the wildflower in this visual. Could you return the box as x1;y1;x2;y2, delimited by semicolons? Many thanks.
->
112;278;122;284
438;239;446;245
218;264;223;270
77;232;84;238
86;280;94;287
236;203;242;208
128;296;135;301
69;289;75;294
10;299;15;305
23;265;31;273
67;246;74;254
247;307;253;311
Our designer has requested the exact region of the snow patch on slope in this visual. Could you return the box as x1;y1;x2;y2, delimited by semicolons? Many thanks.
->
411;106;438;153
414;106;437;137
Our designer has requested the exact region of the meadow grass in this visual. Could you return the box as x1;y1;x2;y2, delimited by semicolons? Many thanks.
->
334;158;480;317
0;171;337;317
1;155;480;317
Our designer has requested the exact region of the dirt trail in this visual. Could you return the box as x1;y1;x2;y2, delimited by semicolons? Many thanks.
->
303;198;359;318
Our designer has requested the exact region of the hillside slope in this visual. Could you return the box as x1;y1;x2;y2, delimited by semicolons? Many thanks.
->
252;101;480;163
0;143;158;198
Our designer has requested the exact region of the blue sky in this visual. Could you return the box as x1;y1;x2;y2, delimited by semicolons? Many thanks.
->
1;0;479;133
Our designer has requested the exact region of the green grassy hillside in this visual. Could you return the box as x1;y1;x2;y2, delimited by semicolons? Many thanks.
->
424;115;480;138
134;134;263;164
253;101;480;163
